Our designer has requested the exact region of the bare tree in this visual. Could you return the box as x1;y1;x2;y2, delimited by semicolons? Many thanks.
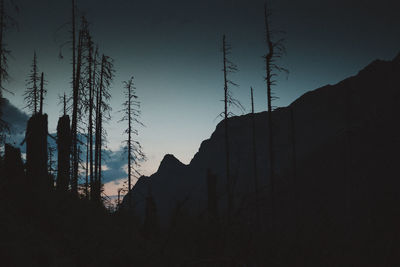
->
84;25;95;200
23;52;40;115
71;24;85;195
221;34;243;222
0;0;17;98
39;72;46;114
263;1;287;219
56;93;71;192
70;0;78;194
0;0;18;144
93;54;113;204
119;76;145;208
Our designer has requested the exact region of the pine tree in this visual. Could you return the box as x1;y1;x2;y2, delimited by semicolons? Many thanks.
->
119;76;145;208
23;52;40;115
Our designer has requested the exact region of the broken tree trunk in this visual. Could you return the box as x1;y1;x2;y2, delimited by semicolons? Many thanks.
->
26;113;49;190
56;115;71;192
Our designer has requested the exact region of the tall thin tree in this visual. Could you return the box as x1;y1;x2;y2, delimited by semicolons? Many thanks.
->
23;52;40;115
263;2;287;220
0;0;18;144
93;54;113;203
70;0;78;194
71;28;84;195
221;35;243;223
39;72;46;114
119;76;145;208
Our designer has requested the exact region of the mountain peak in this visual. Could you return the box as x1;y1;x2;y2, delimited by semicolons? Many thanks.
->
157;154;184;173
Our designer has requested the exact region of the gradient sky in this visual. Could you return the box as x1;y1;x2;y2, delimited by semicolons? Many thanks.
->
3;0;400;193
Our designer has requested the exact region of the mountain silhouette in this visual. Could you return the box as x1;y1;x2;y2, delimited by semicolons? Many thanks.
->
124;53;400;230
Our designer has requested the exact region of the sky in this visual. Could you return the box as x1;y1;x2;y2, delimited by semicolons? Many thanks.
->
2;0;400;197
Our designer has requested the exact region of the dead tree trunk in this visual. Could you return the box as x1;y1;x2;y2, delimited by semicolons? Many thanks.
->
222;35;232;223
71;30;83;195
264;4;275;214
90;47;98;200
39;72;44;114
26;114;48;190
87;37;94;200
127;80;132;205
56;115;71;192
93;55;105;204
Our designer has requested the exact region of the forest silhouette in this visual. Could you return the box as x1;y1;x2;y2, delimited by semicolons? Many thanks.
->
0;0;400;266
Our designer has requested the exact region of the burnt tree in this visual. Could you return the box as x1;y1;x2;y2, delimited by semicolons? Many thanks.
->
119;76;145;208
93;54;113;204
263;2;287;226
26;114;49;190
221;35;242;222
56;113;71;192
23;52;40;115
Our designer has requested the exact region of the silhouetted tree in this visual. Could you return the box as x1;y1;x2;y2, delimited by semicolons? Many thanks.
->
70;0;80;195
25;114;48;189
82;21;95;200
119;76;145;208
56;111;71;192
23;52;40;115
93;54;113;203
221;34;243;222
90;46;99;200
263;1;287;223
0;0;18;144
39;72;46;114
71;24;85;195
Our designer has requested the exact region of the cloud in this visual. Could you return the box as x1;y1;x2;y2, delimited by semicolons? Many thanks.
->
0;98;135;196
1;98;29;147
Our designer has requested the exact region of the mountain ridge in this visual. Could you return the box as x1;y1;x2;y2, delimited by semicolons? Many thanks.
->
123;52;400;226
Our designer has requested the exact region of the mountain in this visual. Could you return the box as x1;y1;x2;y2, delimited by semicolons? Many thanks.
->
123;52;400;237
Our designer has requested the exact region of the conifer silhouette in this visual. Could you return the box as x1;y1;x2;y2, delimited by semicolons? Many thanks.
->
23;52;40;115
119;76;145;208
263;1;287;225
221;34;243;222
0;0;18;143
93;54;113;203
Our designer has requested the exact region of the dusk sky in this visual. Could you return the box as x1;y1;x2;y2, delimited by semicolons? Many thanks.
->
3;0;400;195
